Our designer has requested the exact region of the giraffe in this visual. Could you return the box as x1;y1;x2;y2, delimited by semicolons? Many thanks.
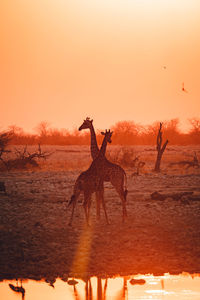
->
68;130;113;226
79;117;128;221
79;117;102;218
91;143;128;222
9;280;25;300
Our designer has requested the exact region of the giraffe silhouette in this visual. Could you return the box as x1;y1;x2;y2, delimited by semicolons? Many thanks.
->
68;130;112;225
79;117;104;219
85;278;93;300
79;118;128;222
82;276;107;300
9;280;25;300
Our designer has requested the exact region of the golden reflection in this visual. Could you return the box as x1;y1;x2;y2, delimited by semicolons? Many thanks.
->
8;280;25;300
1;273;200;300
85;278;93;300
70;223;93;275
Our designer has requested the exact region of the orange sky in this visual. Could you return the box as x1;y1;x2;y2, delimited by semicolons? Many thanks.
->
1;0;200;133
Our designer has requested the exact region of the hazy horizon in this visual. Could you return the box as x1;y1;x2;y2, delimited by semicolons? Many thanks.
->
1;117;199;136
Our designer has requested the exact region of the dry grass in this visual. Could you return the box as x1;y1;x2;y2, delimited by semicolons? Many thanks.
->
1;145;200;175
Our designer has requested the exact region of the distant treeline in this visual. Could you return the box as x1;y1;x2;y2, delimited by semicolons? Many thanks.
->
4;118;200;145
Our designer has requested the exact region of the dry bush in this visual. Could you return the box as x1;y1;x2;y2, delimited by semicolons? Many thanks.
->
0;144;53;171
107;147;139;167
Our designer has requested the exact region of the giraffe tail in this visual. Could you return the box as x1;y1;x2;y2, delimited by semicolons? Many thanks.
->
123;170;128;201
68;194;76;206
124;189;128;201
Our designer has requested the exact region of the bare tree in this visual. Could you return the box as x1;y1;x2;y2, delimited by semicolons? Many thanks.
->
35;121;50;139
8;125;24;135
154;122;169;172
169;151;199;169
1;144;53;170
188;117;200;134
188;118;200;144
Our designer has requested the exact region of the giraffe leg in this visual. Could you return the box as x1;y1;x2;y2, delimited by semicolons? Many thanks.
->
95;191;101;220
95;181;104;220
121;195;127;222
99;187;109;224
83;192;92;226
68;190;81;226
110;173;128;222
113;184;127;222
120;194;127;222
83;201;88;225
87;195;93;224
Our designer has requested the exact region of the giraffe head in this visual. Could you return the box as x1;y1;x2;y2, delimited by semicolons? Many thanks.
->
101;129;113;144
79;117;93;131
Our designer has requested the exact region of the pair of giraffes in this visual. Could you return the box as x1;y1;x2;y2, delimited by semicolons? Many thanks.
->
68;117;128;225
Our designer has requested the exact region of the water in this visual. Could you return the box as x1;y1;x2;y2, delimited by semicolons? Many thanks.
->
1;273;200;300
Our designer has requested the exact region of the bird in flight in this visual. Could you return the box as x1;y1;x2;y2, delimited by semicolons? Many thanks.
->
182;82;188;93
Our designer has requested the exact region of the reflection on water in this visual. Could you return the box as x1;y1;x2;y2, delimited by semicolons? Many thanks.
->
8;280;25;300
1;273;200;300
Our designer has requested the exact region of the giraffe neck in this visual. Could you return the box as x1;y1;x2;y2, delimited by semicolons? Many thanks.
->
99;136;108;157
89;125;99;160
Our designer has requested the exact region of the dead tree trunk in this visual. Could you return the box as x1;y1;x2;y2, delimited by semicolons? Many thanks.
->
154;122;169;172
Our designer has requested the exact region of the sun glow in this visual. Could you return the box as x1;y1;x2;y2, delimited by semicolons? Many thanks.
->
67;0;196;17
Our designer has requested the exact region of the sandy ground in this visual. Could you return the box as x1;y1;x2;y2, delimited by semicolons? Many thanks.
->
0;145;200;283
